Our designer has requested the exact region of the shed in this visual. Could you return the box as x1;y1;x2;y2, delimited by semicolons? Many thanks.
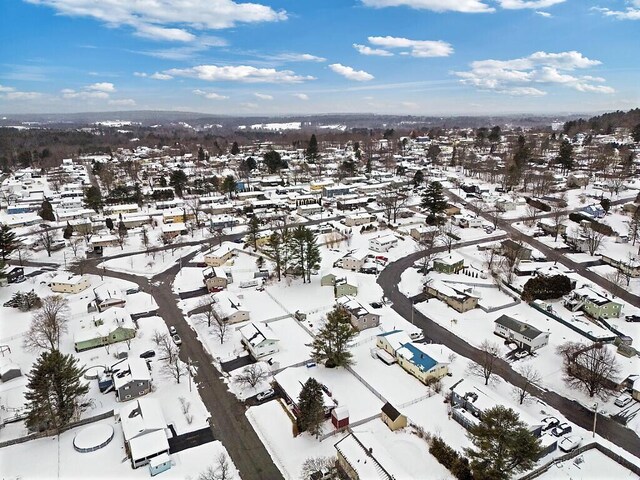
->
149;452;172;476
381;402;407;431
331;406;349;429
0;361;22;382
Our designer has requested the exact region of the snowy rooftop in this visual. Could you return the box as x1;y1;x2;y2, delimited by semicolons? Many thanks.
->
239;322;278;347
119;398;167;442
334;431;409;479
113;357;151;390
50;273;86;285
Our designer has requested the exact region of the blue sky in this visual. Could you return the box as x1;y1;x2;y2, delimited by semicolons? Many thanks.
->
0;0;638;115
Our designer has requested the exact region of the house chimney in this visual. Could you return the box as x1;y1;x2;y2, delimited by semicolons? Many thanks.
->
368;447;373;456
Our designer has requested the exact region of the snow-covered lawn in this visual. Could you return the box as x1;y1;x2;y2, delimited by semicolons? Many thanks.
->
99;245;198;278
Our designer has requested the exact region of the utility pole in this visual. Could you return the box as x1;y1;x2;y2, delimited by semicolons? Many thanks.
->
592;402;598;438
188;357;192;393
411;300;414;325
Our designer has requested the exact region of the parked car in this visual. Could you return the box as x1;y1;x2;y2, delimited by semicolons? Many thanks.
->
558;435;582;452
139;350;156;359
514;350;529;359
551;423;572;437
169;326;177;336
614;393;633;408
172;334;182;346
256;389;275;402
625;315;640;323
541;416;559;432
370;302;383;309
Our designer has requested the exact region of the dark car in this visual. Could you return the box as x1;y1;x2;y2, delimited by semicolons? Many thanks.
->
370;302;383;309
625;315;640;323
139;350;156;359
551;423;572;437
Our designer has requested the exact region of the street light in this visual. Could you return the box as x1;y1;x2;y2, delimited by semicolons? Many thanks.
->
592;402;598;438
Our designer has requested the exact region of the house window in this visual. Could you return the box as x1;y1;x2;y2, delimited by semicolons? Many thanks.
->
125;394;132;399
138;382;145;387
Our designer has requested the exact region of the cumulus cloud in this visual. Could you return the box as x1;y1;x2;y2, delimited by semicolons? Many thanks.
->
535;10;552;17
61;82;116;99
367;36;453;57
25;0;287;41
0;85;42;100
163;65;314;83
360;0;494;13
329;64;374;81
499;0;565;9
193;89;228;100
108;98;136;106
353;44;394;56
592;2;640;20
254;93;274;100
87;82;115;93
454;50;614;95
292;93;309;100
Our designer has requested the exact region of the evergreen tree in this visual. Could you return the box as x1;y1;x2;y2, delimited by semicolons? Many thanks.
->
306;134;318;161
600;198;611;215
632;123;640;143
303;228;321;283
264;150;286;174
557;139;574;174
465;406;541;480
0;223;18;261
290;225;307;282
39;199;56;222
83;185;103;212
25;350;89;432
488;125;501;144
198;146;205;162
117;221;127;249
421;181;448;224
297;378;325;437
311;307;357;367
265;232;283;281
246;216;260;250
105;217;114;230
413;170;424;188
63;222;73;240
170;169;189;197
230;141;240;155
222;175;236;196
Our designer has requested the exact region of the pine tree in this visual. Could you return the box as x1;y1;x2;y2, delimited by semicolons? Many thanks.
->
0;223;17;260
297;378;325;437
265;232;283;281
39;199;56;222
25;350;89;432
290;226;307;282
222;175;236;196
264;150;285;174
246;216;260;250
63;222;73;240
170;169;189;197
83;185;103;212
230;141;240;155
311;307;357;367
421;181;448;224
303;228;321;283
465;406;541;480
105;217;114;230
557;139;573;174
413;170;424;187
306;134;318;161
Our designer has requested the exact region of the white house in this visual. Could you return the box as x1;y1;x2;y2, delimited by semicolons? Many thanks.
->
213;291;250;324
339;249;368;271
239;322;280;359
369;234;398;253
494;315;550;352
50;274;91;294
118;398;170;469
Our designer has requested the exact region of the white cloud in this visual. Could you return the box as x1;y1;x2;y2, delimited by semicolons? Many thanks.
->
329;63;374;81
87;82;115;93
367;36;453;57
361;0;494;13
271;53;326;62
353;44;394;56
292;93;309;100
25;0;287;41
150;73;173;80
454;50;614;95
193;89;228;100
535;10;552;17
254;93;274;100
1;90;42;100
108;98;136;106
240;102;258;109
164;65;314;83
499;0;565;9
0;85;15;92
592;4;640;20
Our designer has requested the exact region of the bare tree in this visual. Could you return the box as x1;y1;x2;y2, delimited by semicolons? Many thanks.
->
512;364;542;405
68;237;84;257
198;453;233;480
487;208;503;229
581;224;606;256
438;221;459;253
151;331;179;363
550;197;568;241
34;224;58;257
628;207;640;246
378;181;407;224
185;197;202;230
233;363;269;389
557;342;620;400
300;456;336;480
197;296;216;328
162;358;187;384
467;340;500;386
524;204;539;228
70;256;92;276
14;241;32;266
213;318;230;344
414;228;439;271
24;296;70;351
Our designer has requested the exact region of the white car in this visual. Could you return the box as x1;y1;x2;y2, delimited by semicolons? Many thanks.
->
558;435;582;452
172;334;182;346
614;393;632;408
256;388;275;402
169;326;177;336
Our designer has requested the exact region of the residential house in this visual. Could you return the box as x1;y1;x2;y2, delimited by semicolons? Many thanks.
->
337;296;380;331
339;250;368;272
239;322;280;360
369;234;398;253
501;239;532;262
376;330;412;357
203;266;228;292
395;342;450;385
344;213;375;227
564;286;623;319
323;185;351;198
424;279;479;313
274;367;335;418
494;315;550;352
334;431;408;480
600;252;640;278
321;272;358;298
410;225;438;242
161;222;187;240
433;252;465;274
90;234;119;248
113;357;152;402
567;172;590;188
297;203;322;216
380;403;407;432
93;283;126;312
444;204;461;216
337;198;369;211
213;291;250;324
49;274;91;294
537;218;568;237
162;208;194;224
118;398;170;469
204;243;235;267
104;204;140;217
581;204;606;219
74;307;136;352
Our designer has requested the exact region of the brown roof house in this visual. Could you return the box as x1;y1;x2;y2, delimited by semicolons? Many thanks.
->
380;403;407;431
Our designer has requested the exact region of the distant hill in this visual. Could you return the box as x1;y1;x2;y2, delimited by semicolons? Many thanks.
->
563;108;640;135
